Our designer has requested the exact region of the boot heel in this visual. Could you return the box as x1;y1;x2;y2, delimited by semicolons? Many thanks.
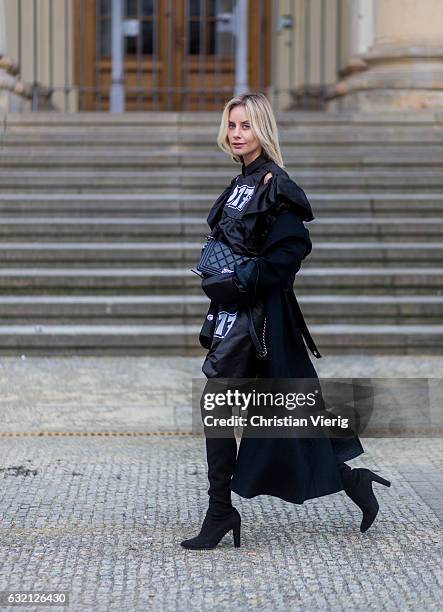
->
371;472;391;487
233;521;241;548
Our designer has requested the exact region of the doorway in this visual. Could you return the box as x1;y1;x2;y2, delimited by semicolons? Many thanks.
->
74;0;272;111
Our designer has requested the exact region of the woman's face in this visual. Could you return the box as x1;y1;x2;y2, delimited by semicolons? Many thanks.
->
227;105;262;164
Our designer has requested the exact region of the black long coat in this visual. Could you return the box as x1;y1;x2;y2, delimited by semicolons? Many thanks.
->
199;159;364;504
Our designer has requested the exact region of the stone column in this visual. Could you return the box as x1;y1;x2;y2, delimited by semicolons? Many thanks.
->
352;0;374;57
328;0;443;110
0;0;6;56
0;0;54;112
0;0;21;112
0;0;32;111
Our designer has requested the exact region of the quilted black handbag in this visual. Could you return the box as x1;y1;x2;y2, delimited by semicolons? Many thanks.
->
191;235;251;278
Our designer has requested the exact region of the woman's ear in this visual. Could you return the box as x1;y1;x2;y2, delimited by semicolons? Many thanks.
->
264;172;273;184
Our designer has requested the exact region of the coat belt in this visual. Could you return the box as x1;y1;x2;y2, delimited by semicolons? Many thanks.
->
289;291;322;359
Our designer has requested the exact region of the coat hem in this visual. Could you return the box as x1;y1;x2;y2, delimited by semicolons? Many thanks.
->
333;447;365;464
230;481;344;505
332;441;366;464
230;446;366;505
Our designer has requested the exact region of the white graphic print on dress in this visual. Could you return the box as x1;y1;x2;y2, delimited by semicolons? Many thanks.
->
225;184;255;211
213;310;237;339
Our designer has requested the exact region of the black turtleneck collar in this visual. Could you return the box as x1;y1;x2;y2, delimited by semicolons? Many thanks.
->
241;151;270;177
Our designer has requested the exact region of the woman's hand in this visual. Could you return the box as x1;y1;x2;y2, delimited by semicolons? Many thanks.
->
200;270;250;305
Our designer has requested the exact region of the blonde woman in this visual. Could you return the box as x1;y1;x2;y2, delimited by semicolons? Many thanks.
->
181;92;391;550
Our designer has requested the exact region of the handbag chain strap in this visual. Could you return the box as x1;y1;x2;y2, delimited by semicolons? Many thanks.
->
248;306;267;359
261;316;268;358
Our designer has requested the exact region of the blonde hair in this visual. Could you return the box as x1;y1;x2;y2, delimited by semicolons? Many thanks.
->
217;92;285;168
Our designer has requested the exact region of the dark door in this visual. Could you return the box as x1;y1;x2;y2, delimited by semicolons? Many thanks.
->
74;0;271;111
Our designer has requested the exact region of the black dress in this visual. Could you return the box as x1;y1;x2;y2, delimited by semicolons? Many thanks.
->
200;152;365;504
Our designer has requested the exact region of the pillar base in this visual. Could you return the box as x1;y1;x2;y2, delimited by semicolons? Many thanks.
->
327;43;443;111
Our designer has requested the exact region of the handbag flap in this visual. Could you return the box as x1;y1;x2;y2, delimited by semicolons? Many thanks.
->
198;238;250;276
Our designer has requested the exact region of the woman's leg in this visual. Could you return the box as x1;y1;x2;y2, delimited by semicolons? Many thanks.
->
180;431;240;549
206;436;238;518
181;309;259;549
180;381;241;549
202;376;239;517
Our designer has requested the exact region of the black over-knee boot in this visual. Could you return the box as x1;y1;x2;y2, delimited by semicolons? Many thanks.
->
206;437;237;518
338;462;391;533
181;436;241;549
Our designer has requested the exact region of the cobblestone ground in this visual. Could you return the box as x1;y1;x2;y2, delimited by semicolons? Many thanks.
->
0;357;441;611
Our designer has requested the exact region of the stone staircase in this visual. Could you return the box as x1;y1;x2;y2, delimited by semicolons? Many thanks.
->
0;111;442;354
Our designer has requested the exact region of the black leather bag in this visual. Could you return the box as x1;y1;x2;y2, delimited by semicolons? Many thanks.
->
191;236;251;278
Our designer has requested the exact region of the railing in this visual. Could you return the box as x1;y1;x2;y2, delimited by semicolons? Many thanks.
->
2;0;345;112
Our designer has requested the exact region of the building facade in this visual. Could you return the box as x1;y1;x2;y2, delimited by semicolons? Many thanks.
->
0;0;442;113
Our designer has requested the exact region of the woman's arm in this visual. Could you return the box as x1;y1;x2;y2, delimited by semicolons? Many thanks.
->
234;234;309;302
201;210;312;304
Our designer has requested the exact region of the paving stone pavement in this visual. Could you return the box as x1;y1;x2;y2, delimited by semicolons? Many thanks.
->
0;436;441;612
1;355;443;434
0;356;442;610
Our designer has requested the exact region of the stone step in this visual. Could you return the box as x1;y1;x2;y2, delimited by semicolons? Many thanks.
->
0;216;441;241
1;170;443;193
5;109;441;123
0;323;442;355
0;193;442;217
2;111;440;354
0;267;441;294
2;132;443;148
0;241;442;266
0;295;207;323
0;294;440;325
3;112;443;144
1;149;442;169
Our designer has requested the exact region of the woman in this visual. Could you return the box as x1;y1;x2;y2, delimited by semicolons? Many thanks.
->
181;92;391;550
